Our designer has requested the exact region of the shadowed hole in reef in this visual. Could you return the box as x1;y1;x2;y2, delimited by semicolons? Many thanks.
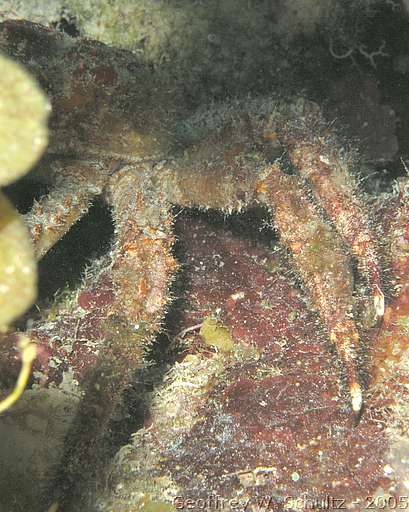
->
36;198;114;303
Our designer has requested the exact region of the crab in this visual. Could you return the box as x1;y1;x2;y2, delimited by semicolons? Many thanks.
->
0;19;390;509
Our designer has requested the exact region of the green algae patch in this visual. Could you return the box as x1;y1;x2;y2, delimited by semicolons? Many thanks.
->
0;54;49;186
200;316;234;352
0;55;48;329
0;192;37;330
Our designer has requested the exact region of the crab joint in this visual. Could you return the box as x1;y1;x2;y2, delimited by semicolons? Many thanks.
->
0;335;37;413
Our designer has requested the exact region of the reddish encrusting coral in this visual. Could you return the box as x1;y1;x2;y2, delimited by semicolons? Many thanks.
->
0;269;114;388
163;216;391;508
168;369;388;508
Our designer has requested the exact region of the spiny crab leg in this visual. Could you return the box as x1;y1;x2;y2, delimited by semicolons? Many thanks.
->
280;137;384;321
55;166;177;508
24;160;110;259
257;164;363;414
107;165;177;322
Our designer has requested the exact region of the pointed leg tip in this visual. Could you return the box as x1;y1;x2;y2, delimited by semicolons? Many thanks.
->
350;381;363;425
374;287;385;318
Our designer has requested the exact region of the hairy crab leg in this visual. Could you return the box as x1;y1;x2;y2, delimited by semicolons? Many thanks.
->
24;160;110;259
256;164;363;414
281;136;384;322
54;165;177;509
107;165;178;322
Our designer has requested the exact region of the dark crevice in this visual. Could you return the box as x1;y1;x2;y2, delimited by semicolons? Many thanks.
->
29;200;114;318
